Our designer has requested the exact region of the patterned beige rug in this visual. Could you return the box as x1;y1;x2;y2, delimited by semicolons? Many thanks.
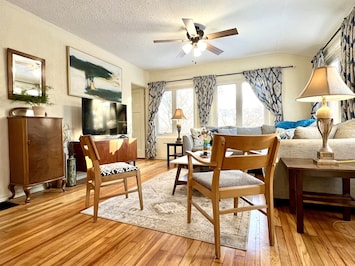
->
81;168;250;250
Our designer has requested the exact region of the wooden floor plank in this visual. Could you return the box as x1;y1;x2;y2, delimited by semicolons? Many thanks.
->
0;159;354;265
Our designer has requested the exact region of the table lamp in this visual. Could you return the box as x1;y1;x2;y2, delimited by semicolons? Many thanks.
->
172;108;186;143
296;66;355;164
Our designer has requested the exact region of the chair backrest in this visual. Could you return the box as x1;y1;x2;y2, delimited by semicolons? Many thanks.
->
210;134;280;182
79;135;101;168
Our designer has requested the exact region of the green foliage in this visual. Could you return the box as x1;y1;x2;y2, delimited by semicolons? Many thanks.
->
13;85;53;106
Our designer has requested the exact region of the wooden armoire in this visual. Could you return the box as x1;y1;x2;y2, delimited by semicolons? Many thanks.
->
7;116;65;203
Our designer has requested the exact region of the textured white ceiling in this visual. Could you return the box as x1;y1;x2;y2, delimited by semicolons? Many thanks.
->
6;0;355;71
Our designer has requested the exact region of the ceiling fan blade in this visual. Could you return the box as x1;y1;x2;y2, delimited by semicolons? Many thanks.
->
206;43;224;55
206;28;238;40
177;50;186;58
182;18;197;37
153;39;184;43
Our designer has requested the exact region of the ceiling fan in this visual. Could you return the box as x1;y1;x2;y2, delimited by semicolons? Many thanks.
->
153;18;238;57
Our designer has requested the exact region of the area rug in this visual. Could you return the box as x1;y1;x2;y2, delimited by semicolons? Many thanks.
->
81;169;250;250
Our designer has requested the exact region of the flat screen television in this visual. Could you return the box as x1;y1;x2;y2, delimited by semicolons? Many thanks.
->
82;98;127;136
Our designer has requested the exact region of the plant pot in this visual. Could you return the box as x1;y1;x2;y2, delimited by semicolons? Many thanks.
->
32;106;46;117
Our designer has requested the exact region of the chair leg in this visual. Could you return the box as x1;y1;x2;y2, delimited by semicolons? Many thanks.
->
123;178;128;198
187;181;193;223
212;196;221;259
265;193;275;245
93;185;100;223
136;171;143;210
85;181;91;208
233;197;239;216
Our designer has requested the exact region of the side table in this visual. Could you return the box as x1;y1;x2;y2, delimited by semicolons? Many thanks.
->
280;157;355;233
165;142;183;167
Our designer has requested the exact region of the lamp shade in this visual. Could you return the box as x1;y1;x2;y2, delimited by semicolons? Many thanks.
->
172;108;186;120
296;66;355;102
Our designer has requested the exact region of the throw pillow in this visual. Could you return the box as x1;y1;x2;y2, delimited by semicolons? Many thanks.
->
334;119;355;138
292;125;337;139
293;126;321;139
276;119;316;129
276;128;295;139
190;128;204;147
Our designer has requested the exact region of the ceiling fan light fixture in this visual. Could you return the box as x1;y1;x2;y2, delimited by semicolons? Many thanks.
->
197;41;207;51
182;43;192;54
193;45;202;57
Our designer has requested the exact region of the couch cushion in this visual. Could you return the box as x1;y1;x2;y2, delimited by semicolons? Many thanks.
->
262;124;276;134
237;126;262;135
218;126;238;135
334;119;355;138
293;125;337;139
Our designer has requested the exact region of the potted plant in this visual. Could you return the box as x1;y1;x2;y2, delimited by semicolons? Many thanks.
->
13;85;53;116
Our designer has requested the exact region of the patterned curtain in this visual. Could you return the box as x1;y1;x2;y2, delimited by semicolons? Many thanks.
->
243;67;283;123
312;49;325;68
310;49;326;118
340;7;355;121
146;81;166;158
193;75;217;125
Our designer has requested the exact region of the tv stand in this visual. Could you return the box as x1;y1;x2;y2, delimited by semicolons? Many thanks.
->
70;138;137;171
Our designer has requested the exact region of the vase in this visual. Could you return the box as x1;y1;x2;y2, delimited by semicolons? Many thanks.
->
203;139;211;156
32;106;46;116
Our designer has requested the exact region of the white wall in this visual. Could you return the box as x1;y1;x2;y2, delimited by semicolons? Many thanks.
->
149;53;313;159
0;1;315;200
0;1;149;201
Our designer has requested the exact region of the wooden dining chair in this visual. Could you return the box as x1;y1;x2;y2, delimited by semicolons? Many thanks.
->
186;134;280;259
79;135;143;222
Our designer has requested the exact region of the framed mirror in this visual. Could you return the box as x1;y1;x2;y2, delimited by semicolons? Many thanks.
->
7;48;46;100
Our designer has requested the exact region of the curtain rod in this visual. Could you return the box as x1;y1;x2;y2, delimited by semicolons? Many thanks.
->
322;27;341;51
165;65;294;84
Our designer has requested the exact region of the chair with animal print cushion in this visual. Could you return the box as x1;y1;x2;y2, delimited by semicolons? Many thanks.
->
79;135;143;222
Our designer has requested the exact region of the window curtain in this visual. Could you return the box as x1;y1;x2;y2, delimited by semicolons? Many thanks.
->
243;67;283;123
312;49;325;68
340;7;355;121
310;49;326;118
193;75;217;125
146;81;166;158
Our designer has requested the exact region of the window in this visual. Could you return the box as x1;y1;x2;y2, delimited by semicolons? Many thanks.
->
157;91;172;134
157;88;194;135
217;84;236;126
241;82;265;126
215;82;267;127
156;81;270;136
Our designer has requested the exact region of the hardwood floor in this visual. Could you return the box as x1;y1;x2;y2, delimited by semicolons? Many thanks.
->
0;159;354;265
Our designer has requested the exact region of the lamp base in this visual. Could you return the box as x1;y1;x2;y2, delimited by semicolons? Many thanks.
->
317;150;334;160
314;151;338;165
313;158;339;165
176;138;182;144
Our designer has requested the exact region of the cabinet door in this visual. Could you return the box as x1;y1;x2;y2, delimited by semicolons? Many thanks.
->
116;138;137;162
95;140;118;164
27;118;64;183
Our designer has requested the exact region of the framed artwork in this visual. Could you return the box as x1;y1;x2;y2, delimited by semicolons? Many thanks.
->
67;47;122;102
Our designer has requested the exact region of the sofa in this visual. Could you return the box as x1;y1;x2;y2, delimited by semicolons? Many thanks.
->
182;119;355;199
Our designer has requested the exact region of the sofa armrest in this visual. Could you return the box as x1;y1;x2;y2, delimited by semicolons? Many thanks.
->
182;135;194;155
